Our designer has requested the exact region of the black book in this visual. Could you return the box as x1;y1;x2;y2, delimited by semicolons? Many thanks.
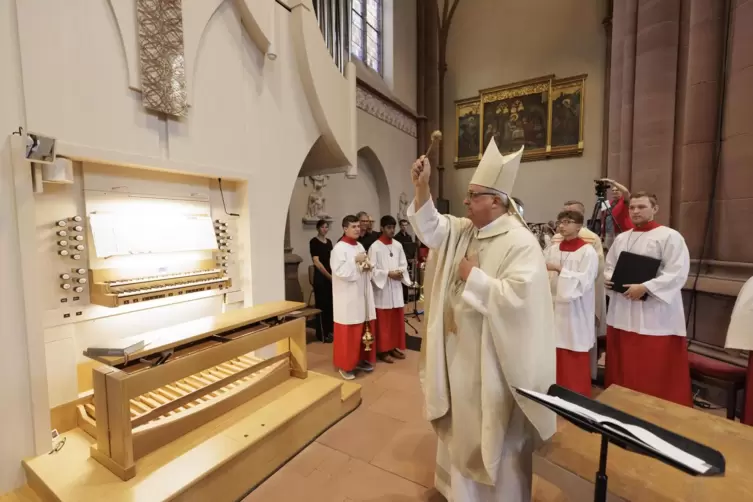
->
610;251;661;299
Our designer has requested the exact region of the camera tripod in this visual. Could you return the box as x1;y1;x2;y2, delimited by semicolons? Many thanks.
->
588;192;622;237
404;247;424;335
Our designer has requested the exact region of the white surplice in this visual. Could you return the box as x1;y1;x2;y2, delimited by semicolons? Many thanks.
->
368;239;412;309
408;198;556;502
724;276;753;350
330;240;376;325
551;228;605;378
545;242;599;352
604;226;690;336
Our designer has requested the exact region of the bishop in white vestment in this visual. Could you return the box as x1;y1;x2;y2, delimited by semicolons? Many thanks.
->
330;215;377;380
407;139;556;502
369;215;412;363
604;192;692;406
545;210;599;397
724;276;753;425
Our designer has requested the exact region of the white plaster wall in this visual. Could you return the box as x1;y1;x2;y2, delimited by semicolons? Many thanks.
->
442;0;607;223
0;0;38;493
0;0;325;492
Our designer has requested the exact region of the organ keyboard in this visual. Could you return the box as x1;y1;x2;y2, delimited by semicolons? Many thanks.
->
80;301;309;480
89;260;231;307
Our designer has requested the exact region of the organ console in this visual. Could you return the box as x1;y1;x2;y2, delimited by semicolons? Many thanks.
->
89;260;232;308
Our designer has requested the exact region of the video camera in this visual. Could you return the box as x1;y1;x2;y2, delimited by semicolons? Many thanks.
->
594;179;610;199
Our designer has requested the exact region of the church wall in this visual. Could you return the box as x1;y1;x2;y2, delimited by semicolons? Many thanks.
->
0;0;327;492
441;0;608;224
0;0;39;492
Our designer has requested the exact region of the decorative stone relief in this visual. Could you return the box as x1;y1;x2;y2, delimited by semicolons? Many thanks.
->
356;86;417;138
397;192;409;221
137;0;188;116
302;175;334;225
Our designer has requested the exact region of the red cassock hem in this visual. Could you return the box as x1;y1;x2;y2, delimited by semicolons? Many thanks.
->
333;321;377;372
743;353;753;426
375;308;406;353
556;348;592;397
605;326;692;407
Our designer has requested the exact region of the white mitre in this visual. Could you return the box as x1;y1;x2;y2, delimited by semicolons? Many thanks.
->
470;139;525;223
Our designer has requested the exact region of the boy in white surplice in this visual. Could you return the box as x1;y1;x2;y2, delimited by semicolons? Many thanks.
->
368;215;412;363
544;209;598;397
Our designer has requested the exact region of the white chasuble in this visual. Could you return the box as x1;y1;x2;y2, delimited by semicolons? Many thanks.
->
330;240;376;325
408;198;556;501
368;238;412;309
544;240;599;352
604;225;690;337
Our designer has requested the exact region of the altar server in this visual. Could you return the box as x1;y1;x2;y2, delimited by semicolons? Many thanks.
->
545;210;599;397
551;200;607;379
330;214;377;380
604;192;692;406
408;139;556;502
723;276;753;425
369;215;412;363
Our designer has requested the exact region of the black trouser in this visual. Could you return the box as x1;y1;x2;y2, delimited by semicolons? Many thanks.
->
313;273;334;340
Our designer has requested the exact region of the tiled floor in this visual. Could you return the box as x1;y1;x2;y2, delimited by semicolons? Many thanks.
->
241;339;731;501
242;342;444;502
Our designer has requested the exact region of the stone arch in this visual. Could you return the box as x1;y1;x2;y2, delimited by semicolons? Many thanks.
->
355;146;392;218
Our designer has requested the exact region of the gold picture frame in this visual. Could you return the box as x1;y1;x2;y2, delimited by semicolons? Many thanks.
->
479;75;553;163
548;74;586;158
454;97;482;168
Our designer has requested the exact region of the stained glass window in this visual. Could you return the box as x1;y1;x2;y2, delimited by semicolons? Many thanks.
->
351;0;381;74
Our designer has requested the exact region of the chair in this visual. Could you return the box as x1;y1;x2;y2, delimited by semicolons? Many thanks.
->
688;351;746;420
307;265;315;306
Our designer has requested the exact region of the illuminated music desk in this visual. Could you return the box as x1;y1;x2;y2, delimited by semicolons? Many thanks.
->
531;386;753;502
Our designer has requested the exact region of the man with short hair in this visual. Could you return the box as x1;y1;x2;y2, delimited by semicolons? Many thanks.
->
550;200;607;378
369;215;411;363
395;219;413;245
408;139;556;501
545;210;599;397
330;214;377;380
604;191;692;405
356;211;379;251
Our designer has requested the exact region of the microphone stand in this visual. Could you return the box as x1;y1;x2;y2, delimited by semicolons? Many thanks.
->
404;243;424;334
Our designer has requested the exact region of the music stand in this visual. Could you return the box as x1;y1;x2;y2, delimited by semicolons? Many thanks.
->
516;385;725;502
402;241;423;334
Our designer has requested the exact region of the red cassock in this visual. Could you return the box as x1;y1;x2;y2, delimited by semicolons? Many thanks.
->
605;326;693;406
333;321;377;372
744;353;753;426
375;308;406;353
556;348;592;397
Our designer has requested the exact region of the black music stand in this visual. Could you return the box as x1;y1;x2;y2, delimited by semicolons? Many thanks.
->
402;241;423;334
516;385;725;502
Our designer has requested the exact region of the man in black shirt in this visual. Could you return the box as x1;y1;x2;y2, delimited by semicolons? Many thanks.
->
356;211;379;251
394;219;413;245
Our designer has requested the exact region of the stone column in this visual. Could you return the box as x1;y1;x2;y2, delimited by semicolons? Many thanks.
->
283;210;303;302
